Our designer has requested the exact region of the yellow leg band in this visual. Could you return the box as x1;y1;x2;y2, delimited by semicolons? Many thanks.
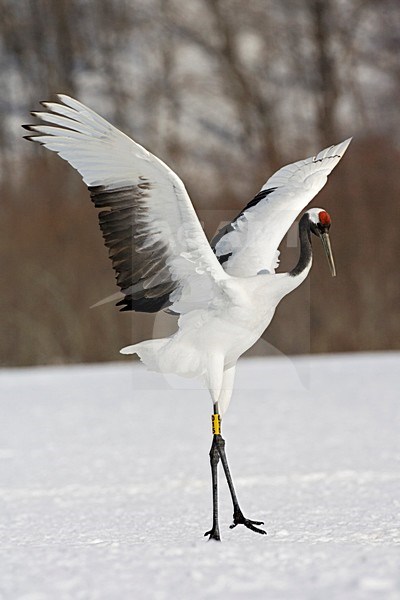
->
212;413;221;435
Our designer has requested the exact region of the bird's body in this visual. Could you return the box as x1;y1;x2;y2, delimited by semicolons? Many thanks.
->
123;270;304;389
24;95;350;539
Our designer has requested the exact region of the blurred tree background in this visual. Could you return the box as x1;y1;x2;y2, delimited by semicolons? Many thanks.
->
0;0;399;366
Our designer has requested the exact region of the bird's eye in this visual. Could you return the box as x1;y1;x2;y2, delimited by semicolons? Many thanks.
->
319;211;331;226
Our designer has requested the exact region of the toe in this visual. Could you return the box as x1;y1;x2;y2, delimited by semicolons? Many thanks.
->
246;522;267;535
230;515;267;535
204;528;221;541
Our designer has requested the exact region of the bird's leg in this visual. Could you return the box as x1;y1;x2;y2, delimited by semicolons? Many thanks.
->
217;437;266;535
204;425;221;541
213;416;266;536
209;437;220;540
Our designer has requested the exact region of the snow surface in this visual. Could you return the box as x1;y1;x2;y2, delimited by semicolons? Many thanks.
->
0;353;399;600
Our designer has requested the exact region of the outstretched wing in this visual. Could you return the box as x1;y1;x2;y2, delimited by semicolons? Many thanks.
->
211;139;351;276
24;95;228;314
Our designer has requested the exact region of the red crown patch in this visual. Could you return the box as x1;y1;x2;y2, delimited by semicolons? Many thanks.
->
319;211;331;226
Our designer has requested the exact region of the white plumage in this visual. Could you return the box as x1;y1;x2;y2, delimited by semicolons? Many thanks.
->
214;138;351;276
25;95;350;414
25;95;350;539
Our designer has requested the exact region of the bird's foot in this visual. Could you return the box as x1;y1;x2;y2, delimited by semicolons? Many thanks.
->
229;508;266;535
204;525;221;541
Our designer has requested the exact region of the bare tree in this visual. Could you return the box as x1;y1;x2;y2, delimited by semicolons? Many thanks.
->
0;0;399;365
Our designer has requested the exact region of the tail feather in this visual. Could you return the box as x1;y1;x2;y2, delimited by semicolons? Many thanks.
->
120;339;169;372
120;337;203;378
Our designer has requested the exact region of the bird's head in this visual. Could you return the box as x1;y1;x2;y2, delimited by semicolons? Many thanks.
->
307;208;336;277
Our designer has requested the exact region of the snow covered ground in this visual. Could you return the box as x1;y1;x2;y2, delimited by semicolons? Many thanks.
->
0;353;399;600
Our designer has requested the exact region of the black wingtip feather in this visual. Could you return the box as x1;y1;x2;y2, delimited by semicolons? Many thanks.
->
116;294;172;313
119;305;131;312
39;100;53;109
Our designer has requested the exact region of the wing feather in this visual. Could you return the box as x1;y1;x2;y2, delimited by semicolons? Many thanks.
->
24;95;228;313
211;139;351;276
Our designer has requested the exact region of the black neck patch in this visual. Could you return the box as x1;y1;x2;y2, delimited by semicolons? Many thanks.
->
290;213;312;277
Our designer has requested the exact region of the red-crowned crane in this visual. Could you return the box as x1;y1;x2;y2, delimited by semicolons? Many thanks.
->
24;96;350;541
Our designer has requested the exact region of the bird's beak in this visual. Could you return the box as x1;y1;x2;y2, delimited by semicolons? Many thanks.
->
320;232;336;277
